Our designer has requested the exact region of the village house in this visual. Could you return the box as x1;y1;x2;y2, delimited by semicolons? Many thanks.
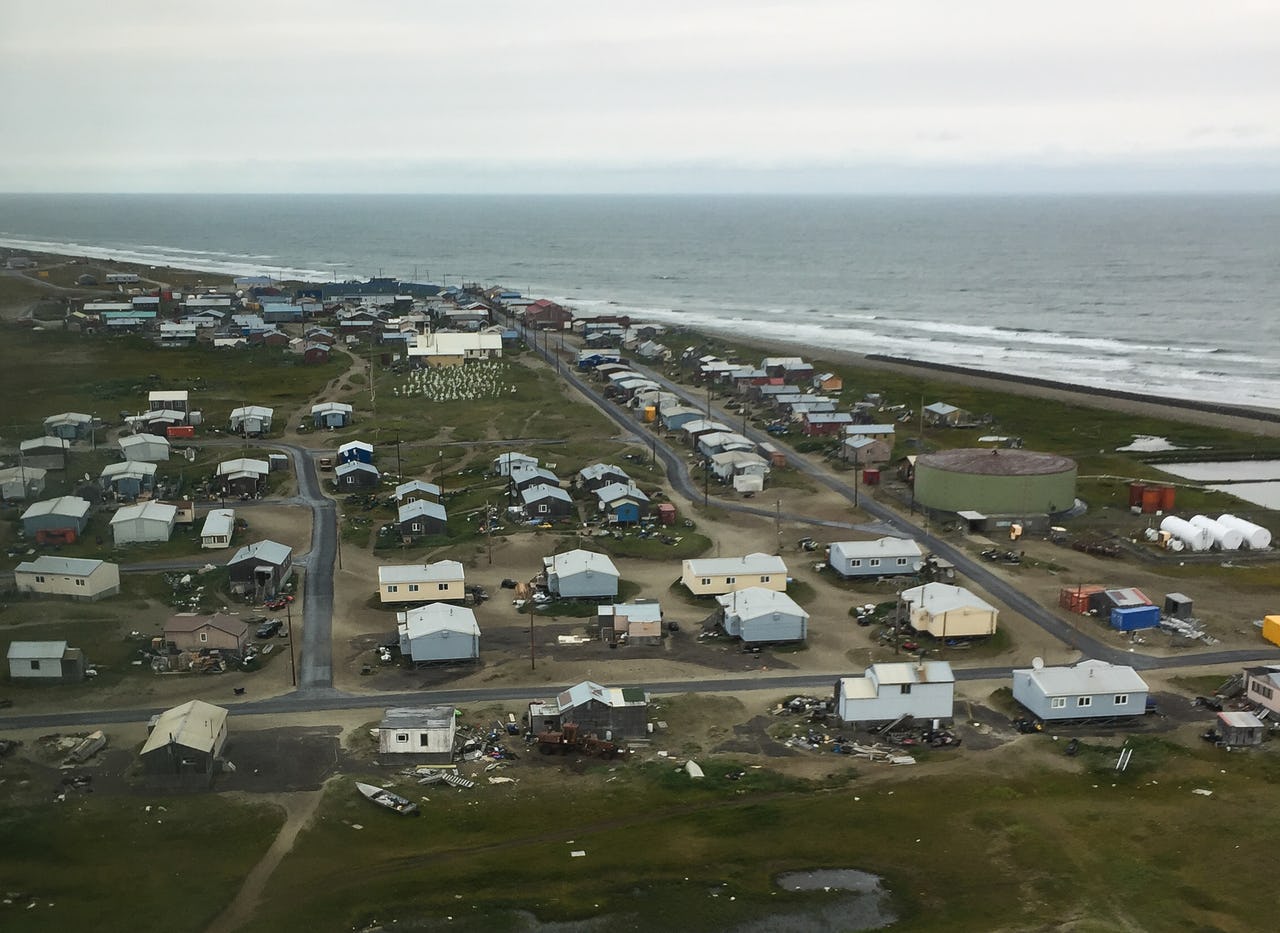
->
377;707;458;764
6;640;86;683
594;482;650;524
148;390;190;414
100;461;158;499
493;452;538;476
14;556;121;601
200;508;236;549
43;411;94;441
813;372;843;393
527;680;651;740
337;440;375;464
708;450;770;484
802;412;854;436
761;356;814;383
1242;665;1280;717
696;431;755;459
521;483;574;520
828;538;925;579
336;460;380;490
0;465;46;499
378;560;466;604
302;342;331;364
227;540;293;598
681;553;788;596
523;298;574;330
139;700;229;787
835;660;956;726
900;583;999;637
119;433;171;462
923;401;973;427
542;549;620;599
394;480;441;505
842;435;894;466
21;496;92;542
716;587;809;644
397;603;481;664
408;331;503;367
228;405;274;435
217;457;270;497
164;613;251;656
509;465;561;494
110;500;177;545
659;404;704;432
1012;659;1150;721
1215;710;1265;747
312;401;353;429
20;437;70;470
577;463;631;492
397;499;448;538
598;600;664;646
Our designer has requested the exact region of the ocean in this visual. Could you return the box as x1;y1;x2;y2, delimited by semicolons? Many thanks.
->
2;193;1278;410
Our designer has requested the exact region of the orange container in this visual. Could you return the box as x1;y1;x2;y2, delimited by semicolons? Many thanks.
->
1128;482;1147;507
1159;485;1176;511
1141;488;1162;513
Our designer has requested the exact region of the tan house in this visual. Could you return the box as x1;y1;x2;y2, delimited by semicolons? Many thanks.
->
900;583;998;637
164;613;251;655
13;556;121;601
681;553;788;596
378;561;466;604
1242;665;1280;717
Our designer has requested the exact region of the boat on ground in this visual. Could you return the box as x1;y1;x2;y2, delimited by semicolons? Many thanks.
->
355;781;419;816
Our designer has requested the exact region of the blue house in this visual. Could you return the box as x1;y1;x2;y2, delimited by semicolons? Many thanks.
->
338;440;374;464
595;482;650;525
1012;660;1149;721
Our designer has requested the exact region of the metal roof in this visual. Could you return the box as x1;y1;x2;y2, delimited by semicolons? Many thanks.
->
379;560;464;585
338;440;374;454
397;603;480;638
594;482;649;505
395;480;441;499
311;401;353;414
829;537;923;562
521;484;572;505
684;553;788;577
140;700;228;756
165;613;248;637
217;457;269;476
200;509;236;538
336;460;379;477
111;501;177;524
15;556;107;576
228;539;292;567
22;496;91;521
7;640;68;660
379;706;457;730
1019;659;1149;696
543;549;618;578
870;660;955;685
398;499;447;522
716;587;807;621
101;460;157;479
900;583;995;615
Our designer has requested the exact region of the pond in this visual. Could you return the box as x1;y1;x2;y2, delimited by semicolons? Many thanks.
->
1155;460;1280;510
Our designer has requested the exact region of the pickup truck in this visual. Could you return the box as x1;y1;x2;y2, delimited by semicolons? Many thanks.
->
318;457;334;471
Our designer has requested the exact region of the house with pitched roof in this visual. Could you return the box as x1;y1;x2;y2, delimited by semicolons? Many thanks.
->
14;556;120;600
527;680;651;739
716;587;809;644
681;553;788;596
139;700;229;785
378;561;466;604
397;603;481;663
1012;659;1149;721
542;549;619;599
835;661;956;725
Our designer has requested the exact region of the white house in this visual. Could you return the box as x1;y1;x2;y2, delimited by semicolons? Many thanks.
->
1012;659;1149;721
716;587;809;644
828;538;924;579
377;706;458;763
681;553;788;596
14;556;120;600
395;479;442;503
378;561;466;604
397;604;481;664
7;640;85;682
900;583;999;637
1242;665;1280;718
200;508;236;549
110;500;177;545
493;452;538;476
835;661;956;725
229;405;274;435
543;549;620;599
119;433;171;462
0;465;46;499
148;389;189;413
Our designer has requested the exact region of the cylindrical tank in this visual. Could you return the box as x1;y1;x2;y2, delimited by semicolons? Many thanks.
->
1160;515;1212;551
643;405;656;423
1189;514;1243;550
1128;482;1147;508
1218;514;1273;549
1141;488;1162;513
1158;486;1176;511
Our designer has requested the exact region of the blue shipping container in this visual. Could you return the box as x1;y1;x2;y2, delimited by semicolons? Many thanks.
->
1110;604;1161;631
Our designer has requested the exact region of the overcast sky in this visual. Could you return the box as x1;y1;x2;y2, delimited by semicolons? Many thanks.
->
3;1;1278;193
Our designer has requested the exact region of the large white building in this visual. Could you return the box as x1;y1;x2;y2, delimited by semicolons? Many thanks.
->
835;661;956;725
397;603;481;663
828;538;924;579
13;556;121;600
110;501;177;545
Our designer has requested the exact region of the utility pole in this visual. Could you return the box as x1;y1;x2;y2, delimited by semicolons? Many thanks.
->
285;600;297;687
529;602;536;671
703;456;709;507
853;450;860;509
775;498;782;553
486;504;494;565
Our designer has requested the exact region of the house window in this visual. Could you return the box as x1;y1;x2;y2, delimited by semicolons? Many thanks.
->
869;559;880;568
896;558;908;566
900;684;911;695
848;559;861;569
700;578;711;586
538;504;549;513
408;584;419;593
1250;681;1274;701
1114;694;1129;705
411;522;422;532
395;733;409;744
75;579;85;586
199;633;209;643
419;735;430;748
759;576;770;583
437;583;449;591
1077;696;1092;708
725;576;736;585
34;575;46;583
1050;697;1066;709
29;660;40;671
387;585;398;593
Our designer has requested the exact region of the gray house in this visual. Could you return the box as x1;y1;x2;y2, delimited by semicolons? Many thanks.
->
139;700;228;787
527;680;651;740
21;496;92;539
100;461;158;499
397;603;481;664
20;437;70;470
542;549;620;599
716;587;809;644
0;465;46;500
311;401;353;429
227;540;294;597
43;412;94;441
397;499;448;537
110;501;176;545
835;661;955;725
1012;659;1150;721
521;484;574;519
377;706;458;763
229;405;274;435
6;640;86;682
828;537;924;579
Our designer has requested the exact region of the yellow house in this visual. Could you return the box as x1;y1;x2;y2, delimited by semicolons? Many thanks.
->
901;583;998;637
681;553;788;596
379;561;466;604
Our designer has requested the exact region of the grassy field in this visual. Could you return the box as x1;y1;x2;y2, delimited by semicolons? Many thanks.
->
226;734;1280;933
0;795;284;933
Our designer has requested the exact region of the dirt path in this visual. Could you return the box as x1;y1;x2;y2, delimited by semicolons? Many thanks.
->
205;788;325;933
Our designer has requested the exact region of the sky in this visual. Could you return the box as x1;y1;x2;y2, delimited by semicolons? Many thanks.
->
2;0;1278;194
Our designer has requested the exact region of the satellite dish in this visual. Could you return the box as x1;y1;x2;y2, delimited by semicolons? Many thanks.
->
1032;656;1044;670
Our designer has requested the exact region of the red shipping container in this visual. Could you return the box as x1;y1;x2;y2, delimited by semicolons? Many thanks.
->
166;425;195;439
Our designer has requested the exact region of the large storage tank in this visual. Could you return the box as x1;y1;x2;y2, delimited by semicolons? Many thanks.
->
913;448;1076;515
1160;515;1212;551
1217;514;1272;550
1189;515;1243;550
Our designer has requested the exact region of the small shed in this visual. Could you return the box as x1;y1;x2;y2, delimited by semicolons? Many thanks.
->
1164;593;1194;620
377;706;458;763
6;640;85;682
1216;711;1264;747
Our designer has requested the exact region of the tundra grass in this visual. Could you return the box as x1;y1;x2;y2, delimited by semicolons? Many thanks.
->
242;740;1280;933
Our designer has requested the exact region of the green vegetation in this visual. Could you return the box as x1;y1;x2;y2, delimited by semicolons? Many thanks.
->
0;796;284;933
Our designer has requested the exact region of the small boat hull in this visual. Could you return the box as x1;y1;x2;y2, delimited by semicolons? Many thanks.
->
356;781;419;816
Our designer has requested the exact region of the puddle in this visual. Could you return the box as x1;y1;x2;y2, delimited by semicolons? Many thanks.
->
721;870;895;932
1157;460;1280;482
1117;435;1184;453
775;870;884;894
1206;481;1280;510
